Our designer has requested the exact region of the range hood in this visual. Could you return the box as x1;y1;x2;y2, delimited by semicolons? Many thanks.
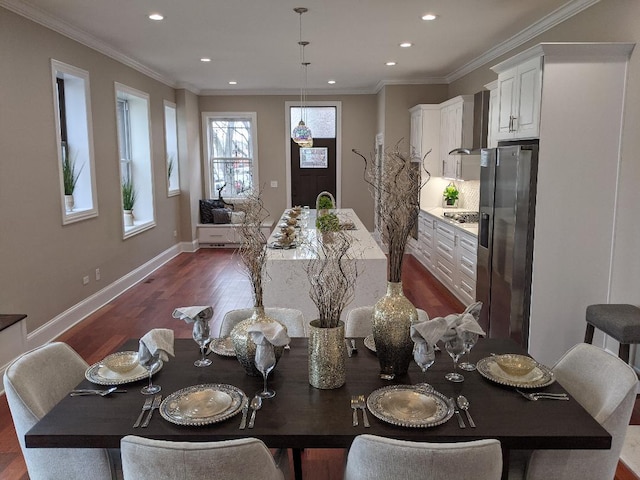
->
449;90;490;156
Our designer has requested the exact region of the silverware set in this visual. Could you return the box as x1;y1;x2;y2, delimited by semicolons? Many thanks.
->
345;339;357;357
451;398;466;428
516;389;569;401
248;395;262;429
70;387;127;396
239;397;249;429
350;395;369;427
133;394;162;428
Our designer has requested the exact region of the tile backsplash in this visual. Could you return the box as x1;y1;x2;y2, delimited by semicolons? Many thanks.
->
420;177;480;211
459;180;479;211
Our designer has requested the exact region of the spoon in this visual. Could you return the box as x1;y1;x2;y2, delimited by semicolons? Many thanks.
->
456;395;476;428
248;395;262;428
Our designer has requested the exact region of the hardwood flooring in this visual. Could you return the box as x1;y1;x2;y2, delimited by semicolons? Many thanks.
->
0;249;637;479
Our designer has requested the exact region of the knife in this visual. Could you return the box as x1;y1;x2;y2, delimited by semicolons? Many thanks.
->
239;398;249;429
450;398;466;428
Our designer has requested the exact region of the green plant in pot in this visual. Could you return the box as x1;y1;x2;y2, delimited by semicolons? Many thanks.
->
61;147;84;212
317;195;334;210
443;183;459;207
122;179;136;226
315;212;340;232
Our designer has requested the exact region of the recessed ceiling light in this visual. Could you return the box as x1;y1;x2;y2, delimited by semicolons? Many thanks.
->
148;13;164;21
200;58;211;62
421;13;437;21
228;81;237;85
385;61;397;66
328;80;336;85
400;42;412;48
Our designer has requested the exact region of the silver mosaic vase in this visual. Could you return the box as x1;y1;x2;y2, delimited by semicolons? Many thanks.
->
230;306;285;376
308;320;346;389
372;281;418;379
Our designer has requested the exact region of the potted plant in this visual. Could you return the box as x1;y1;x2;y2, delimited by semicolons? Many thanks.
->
122;179;136;226
443;183;459;207
316;191;335;217
62;147;84;212
167;156;175;182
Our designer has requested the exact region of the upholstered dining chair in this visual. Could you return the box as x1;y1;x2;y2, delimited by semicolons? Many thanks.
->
3;342;121;479
345;306;429;337
509;342;638;480
121;435;287;480
218;307;306;337
344;434;502;480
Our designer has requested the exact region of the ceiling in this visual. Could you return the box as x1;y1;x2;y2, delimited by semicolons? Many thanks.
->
3;0;598;94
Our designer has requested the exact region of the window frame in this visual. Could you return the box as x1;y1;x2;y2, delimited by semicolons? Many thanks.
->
164;100;180;197
201;112;259;201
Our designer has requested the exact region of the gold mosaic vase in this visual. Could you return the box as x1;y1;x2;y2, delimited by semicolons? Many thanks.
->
372;281;418;379
308;320;346;389
230;306;285;376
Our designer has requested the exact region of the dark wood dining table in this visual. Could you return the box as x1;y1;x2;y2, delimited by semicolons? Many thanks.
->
25;337;610;480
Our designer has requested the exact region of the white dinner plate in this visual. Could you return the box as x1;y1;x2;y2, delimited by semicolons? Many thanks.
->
85;351;163;386
476;356;555;389
160;384;245;426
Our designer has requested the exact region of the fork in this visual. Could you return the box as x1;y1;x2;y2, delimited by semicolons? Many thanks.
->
133;396;154;428
356;395;370;428
516;389;569;401
141;394;162;427
350;396;359;426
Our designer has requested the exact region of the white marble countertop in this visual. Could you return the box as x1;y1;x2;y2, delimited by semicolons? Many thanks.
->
421;206;478;237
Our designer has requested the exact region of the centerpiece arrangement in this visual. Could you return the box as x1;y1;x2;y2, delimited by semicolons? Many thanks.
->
304;229;358;389
230;191;286;376
352;143;431;379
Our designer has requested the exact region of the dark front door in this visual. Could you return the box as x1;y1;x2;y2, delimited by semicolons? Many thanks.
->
290;138;336;207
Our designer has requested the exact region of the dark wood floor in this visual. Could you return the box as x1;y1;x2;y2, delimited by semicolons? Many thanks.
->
1;249;638;479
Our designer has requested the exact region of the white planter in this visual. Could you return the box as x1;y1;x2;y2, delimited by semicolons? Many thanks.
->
64;194;75;212
123;210;134;226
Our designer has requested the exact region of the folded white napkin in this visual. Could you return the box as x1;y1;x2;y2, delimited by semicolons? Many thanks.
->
411;301;485;345
172;306;213;323
247;321;291;347
139;328;175;364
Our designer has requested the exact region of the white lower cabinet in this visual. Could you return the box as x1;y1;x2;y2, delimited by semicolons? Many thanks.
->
411;211;477;306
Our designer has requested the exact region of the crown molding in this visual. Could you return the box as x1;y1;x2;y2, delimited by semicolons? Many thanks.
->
0;0;177;89
445;0;601;83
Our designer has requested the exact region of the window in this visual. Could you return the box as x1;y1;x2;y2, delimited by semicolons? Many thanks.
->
202;112;258;200
51;60;98;224
115;83;155;238
164;101;180;196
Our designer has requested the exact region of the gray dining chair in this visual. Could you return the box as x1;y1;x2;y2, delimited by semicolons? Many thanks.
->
3;342;121;480
345;306;429;337
121;435;287;480
509;342;638;480
344;434;502;480
219;307;306;337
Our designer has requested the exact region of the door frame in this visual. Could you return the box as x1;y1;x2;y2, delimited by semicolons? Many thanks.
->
285;101;342;208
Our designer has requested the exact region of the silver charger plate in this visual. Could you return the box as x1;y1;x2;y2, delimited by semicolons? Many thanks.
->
268;241;297;250
85;351;163;386
367;385;454;428
210;337;236;357
364;334;376;353
476;356;555;389
160;384;245;426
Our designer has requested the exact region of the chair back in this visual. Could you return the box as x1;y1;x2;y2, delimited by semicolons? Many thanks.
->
524;343;639;480
121;435;285;480
344;434;502;480
345;306;428;338
219;307;306;337
3;342;116;479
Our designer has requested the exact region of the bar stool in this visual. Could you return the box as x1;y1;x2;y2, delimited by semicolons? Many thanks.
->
585;304;640;363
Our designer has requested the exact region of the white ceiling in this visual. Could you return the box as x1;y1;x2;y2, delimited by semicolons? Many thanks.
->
3;0;598;94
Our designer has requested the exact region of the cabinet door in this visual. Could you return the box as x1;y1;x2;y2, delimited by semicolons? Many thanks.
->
513;56;542;138
496;70;516;138
439;107;450;176
487;85;499;148
410;109;422;160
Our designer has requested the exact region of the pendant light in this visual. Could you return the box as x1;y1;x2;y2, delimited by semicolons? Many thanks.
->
292;7;313;147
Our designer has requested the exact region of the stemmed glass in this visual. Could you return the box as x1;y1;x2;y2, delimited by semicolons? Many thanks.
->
140;353;161;395
255;342;276;399
458;332;479;371
444;335;466;383
192;317;213;367
413;341;435;390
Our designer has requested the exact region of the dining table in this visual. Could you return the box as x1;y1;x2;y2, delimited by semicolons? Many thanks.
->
25;337;610;480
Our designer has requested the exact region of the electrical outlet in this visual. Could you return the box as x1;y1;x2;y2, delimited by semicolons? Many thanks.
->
95;268;101;281
82;276;90;285
173;230;177;237
270;180;278;188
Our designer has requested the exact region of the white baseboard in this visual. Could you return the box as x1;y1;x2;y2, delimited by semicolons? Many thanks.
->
0;242;188;396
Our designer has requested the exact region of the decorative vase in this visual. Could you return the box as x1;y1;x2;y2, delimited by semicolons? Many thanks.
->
64;194;75;212
230;306;285;376
372;281;418;379
123;210;134;226
308;319;346;389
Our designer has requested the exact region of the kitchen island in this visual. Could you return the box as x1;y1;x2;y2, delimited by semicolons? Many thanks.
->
263;209;387;324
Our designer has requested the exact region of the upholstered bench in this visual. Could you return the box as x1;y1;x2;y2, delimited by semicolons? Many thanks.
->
585;304;640;363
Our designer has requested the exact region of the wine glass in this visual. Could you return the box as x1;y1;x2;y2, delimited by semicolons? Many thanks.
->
458;331;479;371
444;335;466;383
192;317;213;367
255;342;276;399
140;353;161;395
413;341;435;390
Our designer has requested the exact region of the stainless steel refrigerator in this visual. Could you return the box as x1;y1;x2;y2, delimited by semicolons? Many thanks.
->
476;141;539;347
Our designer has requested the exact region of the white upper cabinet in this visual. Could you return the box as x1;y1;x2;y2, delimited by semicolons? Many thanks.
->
485;80;499;148
409;104;441;177
493;55;542;141
439;95;475;180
